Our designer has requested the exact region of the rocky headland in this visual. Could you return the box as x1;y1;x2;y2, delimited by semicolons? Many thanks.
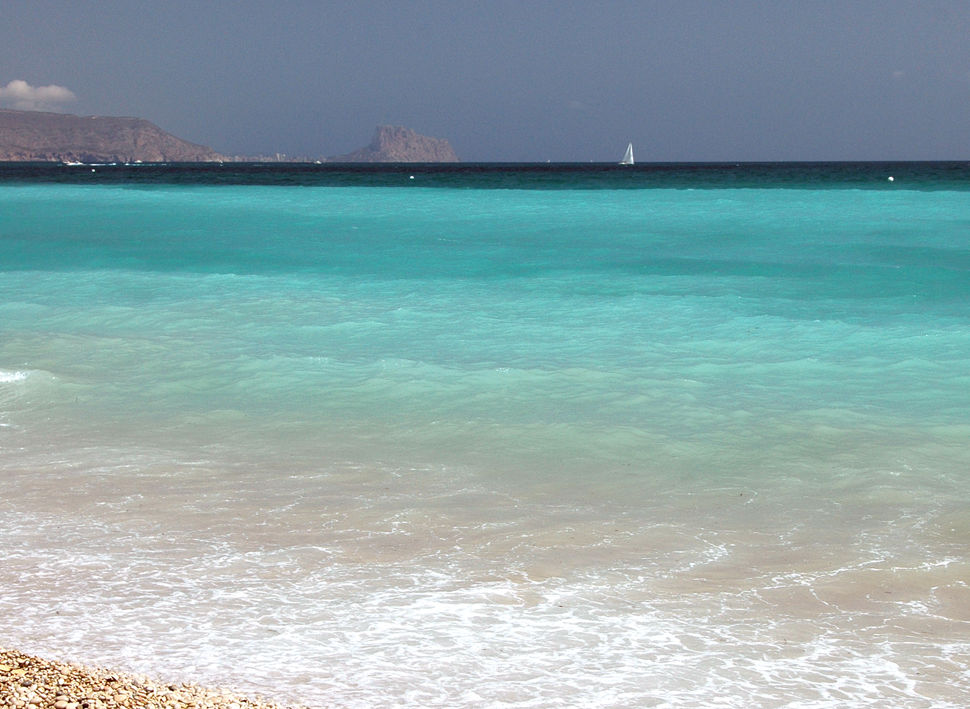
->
0;110;459;164
329;125;459;162
0;109;224;163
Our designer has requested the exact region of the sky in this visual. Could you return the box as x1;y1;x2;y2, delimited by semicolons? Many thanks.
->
1;0;969;161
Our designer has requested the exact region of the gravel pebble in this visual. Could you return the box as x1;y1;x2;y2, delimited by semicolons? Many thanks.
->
1;649;312;709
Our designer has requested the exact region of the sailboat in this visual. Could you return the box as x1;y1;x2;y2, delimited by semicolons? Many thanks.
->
619;143;634;165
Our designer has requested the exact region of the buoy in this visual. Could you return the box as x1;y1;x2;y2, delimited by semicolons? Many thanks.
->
888;176;894;182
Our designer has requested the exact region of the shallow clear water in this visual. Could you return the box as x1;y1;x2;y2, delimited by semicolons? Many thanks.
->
1;164;969;707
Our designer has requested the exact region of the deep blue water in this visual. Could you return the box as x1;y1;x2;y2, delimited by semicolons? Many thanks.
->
3;160;970;189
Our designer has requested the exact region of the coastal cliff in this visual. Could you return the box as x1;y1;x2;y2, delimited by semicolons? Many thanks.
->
0;108;224;162
329;125;459;162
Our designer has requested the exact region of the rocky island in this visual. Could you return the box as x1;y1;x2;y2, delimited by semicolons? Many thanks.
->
0;108;224;163
329;125;459;162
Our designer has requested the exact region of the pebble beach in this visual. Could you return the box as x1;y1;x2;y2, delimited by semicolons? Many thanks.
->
0;650;307;709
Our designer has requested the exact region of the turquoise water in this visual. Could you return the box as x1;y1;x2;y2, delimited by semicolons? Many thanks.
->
1;164;969;707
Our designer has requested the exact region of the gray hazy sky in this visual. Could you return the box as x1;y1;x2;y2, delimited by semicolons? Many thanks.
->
2;0;969;161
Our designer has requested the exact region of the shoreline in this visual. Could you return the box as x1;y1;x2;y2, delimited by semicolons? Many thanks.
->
0;649;308;709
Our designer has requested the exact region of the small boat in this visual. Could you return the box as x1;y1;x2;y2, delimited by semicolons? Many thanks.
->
619;143;634;165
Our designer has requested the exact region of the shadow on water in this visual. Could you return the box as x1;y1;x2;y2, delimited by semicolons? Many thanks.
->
2;160;970;190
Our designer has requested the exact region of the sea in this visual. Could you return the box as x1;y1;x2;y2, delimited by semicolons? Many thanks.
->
1;162;968;708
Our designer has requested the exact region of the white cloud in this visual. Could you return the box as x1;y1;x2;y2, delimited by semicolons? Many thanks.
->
0;79;77;110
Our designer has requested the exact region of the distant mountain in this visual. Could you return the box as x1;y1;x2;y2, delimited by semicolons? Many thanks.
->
0;108;224;162
329;125;459;162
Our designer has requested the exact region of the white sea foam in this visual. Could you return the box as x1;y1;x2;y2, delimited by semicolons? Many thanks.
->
0;370;31;426
2;455;969;708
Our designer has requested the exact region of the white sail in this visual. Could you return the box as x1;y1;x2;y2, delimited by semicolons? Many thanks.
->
620;142;634;165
